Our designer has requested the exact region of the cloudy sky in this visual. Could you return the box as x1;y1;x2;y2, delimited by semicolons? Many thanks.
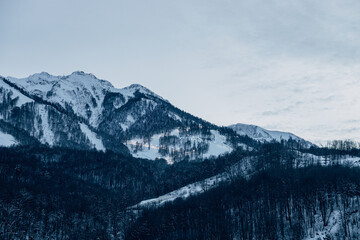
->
1;0;359;143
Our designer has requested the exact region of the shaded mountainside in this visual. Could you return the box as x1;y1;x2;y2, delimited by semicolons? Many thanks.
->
0;72;260;162
2;144;360;240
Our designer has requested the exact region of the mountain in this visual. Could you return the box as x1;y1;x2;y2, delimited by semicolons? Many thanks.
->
0;71;251;162
126;165;360;240
229;123;314;148
1;73;359;240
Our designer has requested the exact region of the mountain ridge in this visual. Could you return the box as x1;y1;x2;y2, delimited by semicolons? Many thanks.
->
0;72;246;161
0;71;314;161
229;123;314;148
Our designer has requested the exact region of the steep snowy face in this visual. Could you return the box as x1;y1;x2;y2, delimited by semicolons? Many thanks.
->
6;72;166;128
7;72;59;98
7;71;114;127
47;72;114;127
229;123;313;147
0;75;115;152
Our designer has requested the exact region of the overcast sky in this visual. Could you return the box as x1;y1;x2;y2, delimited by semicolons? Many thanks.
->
1;0;360;144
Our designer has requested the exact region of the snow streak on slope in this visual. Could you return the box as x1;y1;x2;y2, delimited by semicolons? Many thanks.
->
79;123;105;151
130;166;251;209
0;131;18;147
130;157;254;209
37;105;54;146
131;174;229;208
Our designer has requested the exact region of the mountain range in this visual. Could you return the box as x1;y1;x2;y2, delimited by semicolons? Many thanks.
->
2;72;360;240
0;71;312;162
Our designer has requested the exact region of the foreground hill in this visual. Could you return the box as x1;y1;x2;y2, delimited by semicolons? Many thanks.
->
2;144;360;240
127;166;360;240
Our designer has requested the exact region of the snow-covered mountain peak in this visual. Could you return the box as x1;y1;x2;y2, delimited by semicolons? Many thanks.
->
6;72;114;127
67;71;114;88
27;71;58;82
70;70;89;76
5;72;171;128
229;123;274;140
63;71;114;90
121;83;167;102
6;71;166;106
30;71;51;78
8;72;60;95
229;123;314;147
126;83;150;91
8;71;114;92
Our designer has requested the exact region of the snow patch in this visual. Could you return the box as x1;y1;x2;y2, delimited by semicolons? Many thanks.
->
303;210;342;240
168;112;182;121
126;133;166;161
0;131;18;147
79;123;105;151
202;130;233;158
38;105;54;146
120;115;135;131
131;173;229;209
125;129;233;162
